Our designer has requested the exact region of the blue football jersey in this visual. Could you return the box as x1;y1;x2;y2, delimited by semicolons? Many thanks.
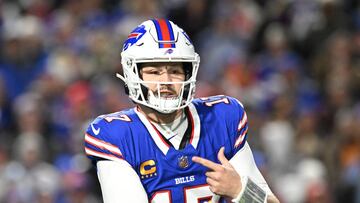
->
85;95;249;203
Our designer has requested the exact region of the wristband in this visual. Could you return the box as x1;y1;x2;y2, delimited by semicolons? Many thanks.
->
232;176;267;203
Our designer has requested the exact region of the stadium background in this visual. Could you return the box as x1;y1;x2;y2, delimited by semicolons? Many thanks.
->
0;0;359;202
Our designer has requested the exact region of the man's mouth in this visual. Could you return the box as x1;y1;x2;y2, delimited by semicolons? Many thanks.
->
160;92;177;98
151;90;177;99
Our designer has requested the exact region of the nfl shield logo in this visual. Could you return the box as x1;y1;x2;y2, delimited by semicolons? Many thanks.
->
178;156;189;169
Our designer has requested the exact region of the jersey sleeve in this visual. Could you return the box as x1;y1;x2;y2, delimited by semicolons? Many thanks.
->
84;116;124;163
207;95;249;153
195;95;249;154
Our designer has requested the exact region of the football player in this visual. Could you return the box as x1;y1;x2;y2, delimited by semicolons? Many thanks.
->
84;19;280;203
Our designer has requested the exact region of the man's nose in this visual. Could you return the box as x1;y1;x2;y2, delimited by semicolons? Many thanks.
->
159;71;172;82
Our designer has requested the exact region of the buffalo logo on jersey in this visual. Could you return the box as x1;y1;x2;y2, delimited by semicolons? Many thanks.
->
123;25;146;51
140;160;157;179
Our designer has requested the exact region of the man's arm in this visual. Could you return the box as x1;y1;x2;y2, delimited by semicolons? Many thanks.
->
229;142;279;203
97;160;148;203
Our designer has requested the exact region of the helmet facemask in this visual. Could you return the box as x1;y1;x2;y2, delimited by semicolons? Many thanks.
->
117;58;199;114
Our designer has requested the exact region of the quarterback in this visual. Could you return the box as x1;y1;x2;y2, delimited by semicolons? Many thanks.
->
84;19;280;203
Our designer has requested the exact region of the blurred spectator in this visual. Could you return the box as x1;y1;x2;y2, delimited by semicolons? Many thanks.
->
167;0;212;42
6;130;60;203
1;14;47;101
0;0;359;202
0;75;13;132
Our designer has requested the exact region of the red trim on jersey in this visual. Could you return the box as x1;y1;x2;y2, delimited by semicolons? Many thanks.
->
85;147;123;160
85;133;121;153
150;123;171;148
234;127;248;148
186;107;195;145
85;133;123;157
237;111;248;131
198;196;213;203
183;184;211;203
150;190;172;202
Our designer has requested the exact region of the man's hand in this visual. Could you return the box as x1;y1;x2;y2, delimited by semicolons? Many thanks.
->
192;147;242;199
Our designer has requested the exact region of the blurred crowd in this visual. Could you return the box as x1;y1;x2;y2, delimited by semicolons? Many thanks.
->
0;0;359;202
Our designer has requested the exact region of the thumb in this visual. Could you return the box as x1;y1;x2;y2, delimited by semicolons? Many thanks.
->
217;147;231;166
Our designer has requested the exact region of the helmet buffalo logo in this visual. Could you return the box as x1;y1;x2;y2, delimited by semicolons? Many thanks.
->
164;49;173;55
123;25;146;51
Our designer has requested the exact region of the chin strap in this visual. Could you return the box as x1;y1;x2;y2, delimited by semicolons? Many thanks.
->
232;176;267;203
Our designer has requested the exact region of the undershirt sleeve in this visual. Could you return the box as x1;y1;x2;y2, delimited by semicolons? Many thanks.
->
229;141;273;195
97;160;148;203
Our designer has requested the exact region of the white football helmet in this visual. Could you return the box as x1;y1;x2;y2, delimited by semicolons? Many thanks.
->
117;19;200;114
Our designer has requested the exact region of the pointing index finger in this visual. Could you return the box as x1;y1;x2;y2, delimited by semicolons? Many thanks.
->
192;156;222;171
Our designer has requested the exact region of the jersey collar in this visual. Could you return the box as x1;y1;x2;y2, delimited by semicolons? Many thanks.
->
134;103;201;155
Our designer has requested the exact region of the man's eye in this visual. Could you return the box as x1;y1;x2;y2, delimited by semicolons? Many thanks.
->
145;70;160;74
152;71;161;74
171;70;183;74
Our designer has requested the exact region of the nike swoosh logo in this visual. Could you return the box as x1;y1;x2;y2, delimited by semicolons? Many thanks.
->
91;124;100;135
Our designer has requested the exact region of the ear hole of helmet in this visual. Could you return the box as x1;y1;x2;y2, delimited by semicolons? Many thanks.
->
183;62;193;80
136;63;145;80
182;62;192;101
